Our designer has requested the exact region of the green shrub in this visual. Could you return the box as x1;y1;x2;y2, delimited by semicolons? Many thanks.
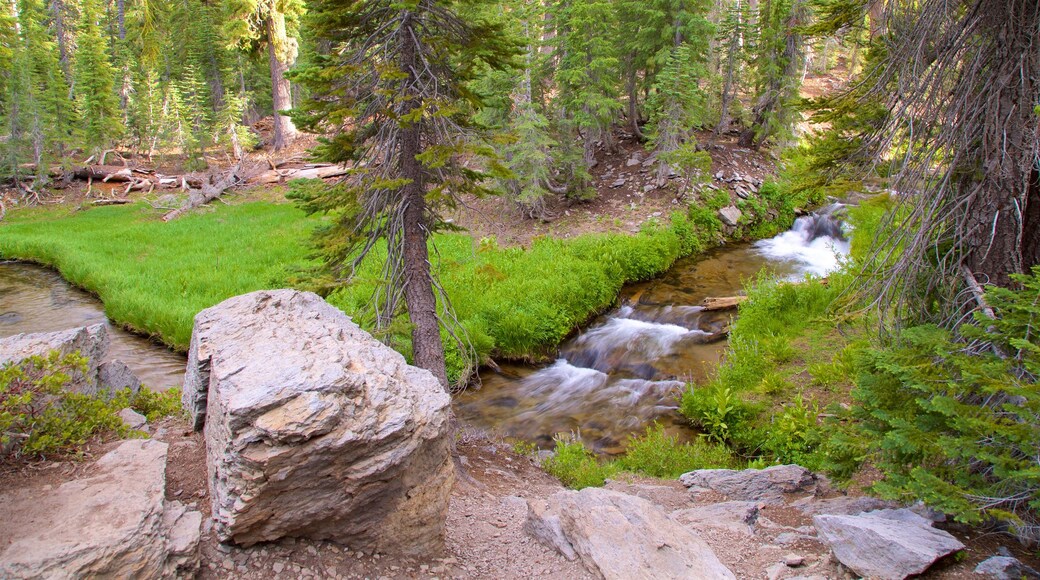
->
849;324;1040;538
680;385;752;444
612;424;738;478
0;350;183;461
542;436;616;489
760;396;823;469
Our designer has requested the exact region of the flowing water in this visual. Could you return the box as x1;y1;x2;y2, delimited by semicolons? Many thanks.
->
455;204;851;453
0;262;186;390
0;205;849;450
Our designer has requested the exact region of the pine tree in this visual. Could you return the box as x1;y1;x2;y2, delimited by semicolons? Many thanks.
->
551;0;621;174
737;0;809;149
223;0;304;150
291;0;517;389
74;0;124;156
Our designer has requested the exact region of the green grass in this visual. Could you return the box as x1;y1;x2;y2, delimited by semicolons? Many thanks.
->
0;197;738;382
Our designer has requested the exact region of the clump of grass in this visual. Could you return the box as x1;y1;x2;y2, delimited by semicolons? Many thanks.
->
612;424;738;478
542;436;617;489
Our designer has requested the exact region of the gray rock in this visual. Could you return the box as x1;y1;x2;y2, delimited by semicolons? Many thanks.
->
610;178;626;188
98;359;142;395
795;495;897;517
119;407;148;430
526;488;735;579
0;439;201;579
735;186;751;199
671;501;760;535
185;289;453;555
974;555;1040;579
680;464;817;505
813;508;964;580
0;324;108;394
626;155;642;167
717;206;743;228
715;171;725;180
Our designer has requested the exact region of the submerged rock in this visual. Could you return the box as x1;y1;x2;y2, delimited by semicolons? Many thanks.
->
526;487;735;579
680;464;818;505
813;508;964;580
184;289;453;555
0;324;108;394
0;439;201;579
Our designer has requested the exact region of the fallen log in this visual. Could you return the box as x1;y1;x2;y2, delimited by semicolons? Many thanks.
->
92;198;132;206
249;164;349;185
73;165;134;182
700;296;748;311
162;163;249;221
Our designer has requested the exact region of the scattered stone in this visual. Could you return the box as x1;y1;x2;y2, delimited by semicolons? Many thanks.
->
610;178;626;188
785;554;804;567
773;532;815;546
680;465;817;505
671;501;759;536
766;562;787;580
642;184;654;193
98;359;142;395
813;508;964;580
0;439;201;578
734;187;751;200
714;171;725;180
185;290;454;555
717;206;743;228
118;407;148;430
526;487;735;579
974;555;1040;579
626;155;642;167
0;324;108;394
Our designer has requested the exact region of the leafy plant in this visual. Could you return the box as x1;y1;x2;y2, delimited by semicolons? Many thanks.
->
681;385;750;443
542;435;616;489
1;350;183;461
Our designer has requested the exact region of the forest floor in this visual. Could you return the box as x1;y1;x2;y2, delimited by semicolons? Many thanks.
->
3;415;1037;579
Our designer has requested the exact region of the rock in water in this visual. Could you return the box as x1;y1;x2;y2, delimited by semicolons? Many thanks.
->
0;324;108;394
680;464;818;505
183;289;453;554
0;439;201;579
526;488;735;579
813;508;964;580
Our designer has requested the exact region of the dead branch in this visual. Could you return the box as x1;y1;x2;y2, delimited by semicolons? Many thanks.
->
701;296;748;311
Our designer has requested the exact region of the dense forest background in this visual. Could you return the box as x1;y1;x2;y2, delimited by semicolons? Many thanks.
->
0;0;866;204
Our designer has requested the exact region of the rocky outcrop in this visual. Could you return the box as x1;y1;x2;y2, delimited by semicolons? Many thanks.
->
680;464;818;505
184;289;454;554
0;324;108;394
974;555;1040;579
672;501;760;536
0;439;201;579
813;508;964;580
98;359;142;394
718;206;742;227
525;487;735;579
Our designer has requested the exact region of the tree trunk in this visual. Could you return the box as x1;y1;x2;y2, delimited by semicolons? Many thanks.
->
715;1;741;135
626;61;645;141
266;10;297;151
399;11;448;390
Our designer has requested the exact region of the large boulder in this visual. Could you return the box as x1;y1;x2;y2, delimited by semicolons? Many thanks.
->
671;500;760;536
0;324;108;394
184;289;453;554
0;439;201;579
98;359;142;395
525;487;735;580
813;508;964;580
680;464;818;505
974;555;1040;579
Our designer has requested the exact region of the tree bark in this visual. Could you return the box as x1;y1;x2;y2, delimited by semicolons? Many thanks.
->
266;10;297;151
399;11;449;389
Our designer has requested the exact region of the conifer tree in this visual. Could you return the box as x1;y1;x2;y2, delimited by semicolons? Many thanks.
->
551;0;620;174
74;0;124;156
223;0;304;150
291;0;516;389
738;0;809;149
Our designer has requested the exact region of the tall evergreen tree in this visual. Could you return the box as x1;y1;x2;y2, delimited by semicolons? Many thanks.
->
291;0;516;388
223;0;303;150
74;0;123;156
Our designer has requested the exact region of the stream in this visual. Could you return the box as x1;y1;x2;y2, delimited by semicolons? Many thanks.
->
0;205;848;452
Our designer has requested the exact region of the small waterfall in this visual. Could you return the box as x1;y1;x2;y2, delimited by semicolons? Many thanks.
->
561;317;707;376
754;203;850;278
